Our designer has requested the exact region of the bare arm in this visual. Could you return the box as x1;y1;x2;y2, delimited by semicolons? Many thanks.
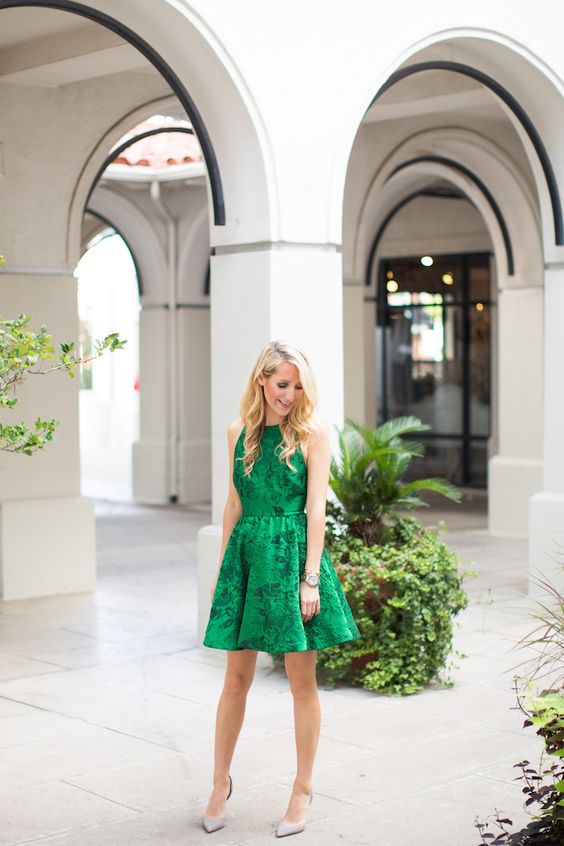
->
211;421;243;597
304;422;331;575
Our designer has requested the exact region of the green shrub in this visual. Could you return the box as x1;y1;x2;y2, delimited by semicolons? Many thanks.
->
316;516;470;696
474;565;564;845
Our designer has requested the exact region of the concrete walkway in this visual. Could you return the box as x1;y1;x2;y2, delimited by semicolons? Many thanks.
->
0;494;549;845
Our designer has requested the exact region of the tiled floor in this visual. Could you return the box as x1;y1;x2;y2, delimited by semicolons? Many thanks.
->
0;494;549;845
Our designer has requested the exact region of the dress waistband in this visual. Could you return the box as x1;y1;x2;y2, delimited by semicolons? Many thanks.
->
239;510;306;519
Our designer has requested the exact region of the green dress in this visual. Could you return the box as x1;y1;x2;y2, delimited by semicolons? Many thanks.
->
203;423;361;653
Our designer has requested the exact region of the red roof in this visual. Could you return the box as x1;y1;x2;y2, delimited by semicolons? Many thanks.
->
110;117;203;168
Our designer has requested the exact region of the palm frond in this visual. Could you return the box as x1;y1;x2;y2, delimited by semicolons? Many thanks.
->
373;416;431;445
400;477;462;502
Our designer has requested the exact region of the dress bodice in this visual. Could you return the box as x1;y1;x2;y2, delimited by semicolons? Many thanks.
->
233;425;307;517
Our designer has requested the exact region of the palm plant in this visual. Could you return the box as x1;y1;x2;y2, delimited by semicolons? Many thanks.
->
328;415;461;545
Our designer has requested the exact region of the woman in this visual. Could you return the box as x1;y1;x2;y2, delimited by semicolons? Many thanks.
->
202;339;360;837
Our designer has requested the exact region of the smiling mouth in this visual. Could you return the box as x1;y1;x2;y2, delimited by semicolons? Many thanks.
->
278;400;291;408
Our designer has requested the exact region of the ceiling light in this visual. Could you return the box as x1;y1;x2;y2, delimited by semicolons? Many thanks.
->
386;270;394;279
386;279;399;292
476;302;484;311
442;272;454;285
420;255;433;267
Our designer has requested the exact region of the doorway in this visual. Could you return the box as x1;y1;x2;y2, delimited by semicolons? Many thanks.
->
376;252;493;487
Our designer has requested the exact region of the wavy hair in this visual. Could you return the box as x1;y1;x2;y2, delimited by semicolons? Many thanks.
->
238;339;321;476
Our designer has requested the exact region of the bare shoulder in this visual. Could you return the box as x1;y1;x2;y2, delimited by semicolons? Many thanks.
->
308;418;331;445
301;418;331;464
227;417;245;446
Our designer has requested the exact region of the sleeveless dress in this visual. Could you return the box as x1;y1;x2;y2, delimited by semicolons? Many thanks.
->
202;423;361;653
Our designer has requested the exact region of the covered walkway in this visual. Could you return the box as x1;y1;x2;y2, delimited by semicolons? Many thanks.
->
0;498;543;845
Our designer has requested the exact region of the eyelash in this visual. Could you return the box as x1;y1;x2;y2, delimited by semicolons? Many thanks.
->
278;384;302;389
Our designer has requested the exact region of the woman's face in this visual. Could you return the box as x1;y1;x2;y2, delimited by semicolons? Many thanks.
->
259;362;303;421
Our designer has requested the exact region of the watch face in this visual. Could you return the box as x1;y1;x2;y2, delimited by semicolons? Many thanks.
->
306;574;318;586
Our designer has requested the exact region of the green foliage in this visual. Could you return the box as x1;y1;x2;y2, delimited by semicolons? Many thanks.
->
328;415;461;545
510;570;564;694
474;563;564;845
474;688;564;845
0;310;126;456
316;516;471;696
307;416;470;695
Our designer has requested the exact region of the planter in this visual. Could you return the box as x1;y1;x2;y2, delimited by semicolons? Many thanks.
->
316;517;471;696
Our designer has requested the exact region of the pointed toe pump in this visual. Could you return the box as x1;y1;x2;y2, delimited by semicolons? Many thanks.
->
202;774;233;834
275;791;313;837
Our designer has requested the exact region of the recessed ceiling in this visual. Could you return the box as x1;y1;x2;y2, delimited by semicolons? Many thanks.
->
0;6;159;86
0;7;90;49
364;69;502;124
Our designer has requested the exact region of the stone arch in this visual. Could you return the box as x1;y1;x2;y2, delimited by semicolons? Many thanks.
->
81;209;143;296
336;29;564;261
350;127;543;292
0;0;276;262
86;185;167;302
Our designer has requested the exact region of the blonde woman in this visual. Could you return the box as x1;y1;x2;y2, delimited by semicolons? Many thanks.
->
202;339;360;837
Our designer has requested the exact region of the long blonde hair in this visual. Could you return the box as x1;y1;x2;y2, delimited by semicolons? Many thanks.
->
238;340;321;476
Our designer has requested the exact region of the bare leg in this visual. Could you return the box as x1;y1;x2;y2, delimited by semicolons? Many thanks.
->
204;649;258;818
282;649;320;823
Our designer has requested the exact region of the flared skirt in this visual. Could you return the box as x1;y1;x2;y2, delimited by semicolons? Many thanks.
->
202;513;361;653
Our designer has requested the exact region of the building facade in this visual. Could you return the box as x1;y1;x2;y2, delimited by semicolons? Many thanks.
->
0;1;562;607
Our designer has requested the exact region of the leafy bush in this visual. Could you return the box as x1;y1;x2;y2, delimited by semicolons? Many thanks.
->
316;515;470;695
474;566;564;845
474;687;564;845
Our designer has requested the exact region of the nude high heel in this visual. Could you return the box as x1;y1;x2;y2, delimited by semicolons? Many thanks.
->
202;774;232;833
275;791;313;837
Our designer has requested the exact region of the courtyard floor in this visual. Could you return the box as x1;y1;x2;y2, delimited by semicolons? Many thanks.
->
0;492;550;845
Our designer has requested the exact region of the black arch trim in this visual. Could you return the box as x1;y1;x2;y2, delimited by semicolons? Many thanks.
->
86;126;196;206
371;61;562;246
389;156;513;273
365;156;514;285
84;208;143;295
365;191;432;287
0;0;225;226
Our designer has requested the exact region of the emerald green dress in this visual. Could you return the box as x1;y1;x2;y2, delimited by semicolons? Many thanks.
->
203;423;361;653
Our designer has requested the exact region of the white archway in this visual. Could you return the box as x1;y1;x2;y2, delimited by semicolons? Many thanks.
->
334;29;564;259
51;0;278;261
351;127;543;288
342;98;548;546
87;185;168;300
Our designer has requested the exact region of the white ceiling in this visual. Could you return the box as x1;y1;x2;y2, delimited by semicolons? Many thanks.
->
364;68;502;124
0;7;88;48
0;6;156;86
0;7;505;127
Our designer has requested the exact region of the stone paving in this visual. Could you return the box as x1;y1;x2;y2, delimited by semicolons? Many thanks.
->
0;492;551;845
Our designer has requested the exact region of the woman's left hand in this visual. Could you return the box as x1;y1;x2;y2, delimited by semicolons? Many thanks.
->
300;581;320;623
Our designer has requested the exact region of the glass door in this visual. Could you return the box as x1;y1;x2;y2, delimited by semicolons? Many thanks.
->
376;253;493;487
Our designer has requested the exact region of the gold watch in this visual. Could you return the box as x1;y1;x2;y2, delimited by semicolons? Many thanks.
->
301;569;320;587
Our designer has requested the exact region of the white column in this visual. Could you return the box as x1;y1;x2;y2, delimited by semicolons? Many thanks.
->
488;285;543;536
529;266;564;592
132;304;170;504
0;272;95;600
343;280;367;424
177;304;212;505
197;245;344;643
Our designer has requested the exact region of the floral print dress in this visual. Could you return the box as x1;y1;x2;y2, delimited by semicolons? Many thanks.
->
202;423;361;653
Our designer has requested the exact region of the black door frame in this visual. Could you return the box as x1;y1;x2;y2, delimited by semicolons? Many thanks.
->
377;251;493;488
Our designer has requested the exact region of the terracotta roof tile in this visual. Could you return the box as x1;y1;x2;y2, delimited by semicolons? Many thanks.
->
110;117;203;169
